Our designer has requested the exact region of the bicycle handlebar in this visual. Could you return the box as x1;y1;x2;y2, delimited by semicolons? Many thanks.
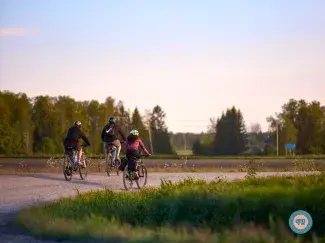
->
139;154;150;158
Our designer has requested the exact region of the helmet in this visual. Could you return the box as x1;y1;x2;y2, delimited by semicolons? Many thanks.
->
130;129;139;136
74;120;82;126
108;116;116;123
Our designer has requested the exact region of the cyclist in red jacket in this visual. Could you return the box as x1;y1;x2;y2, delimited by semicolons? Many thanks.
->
120;129;151;178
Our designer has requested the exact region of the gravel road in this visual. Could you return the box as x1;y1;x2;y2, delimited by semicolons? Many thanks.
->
0;171;316;242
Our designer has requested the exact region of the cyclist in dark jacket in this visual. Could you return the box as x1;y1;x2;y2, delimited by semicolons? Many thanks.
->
63;120;91;166
101;116;126;163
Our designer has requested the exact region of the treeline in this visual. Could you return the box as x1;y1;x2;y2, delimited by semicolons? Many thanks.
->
0;91;174;155
2;90;325;157
193;99;325;156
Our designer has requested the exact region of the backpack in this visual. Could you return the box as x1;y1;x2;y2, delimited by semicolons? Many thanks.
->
105;124;115;136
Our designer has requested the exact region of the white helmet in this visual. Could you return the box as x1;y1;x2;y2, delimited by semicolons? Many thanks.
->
130;129;139;136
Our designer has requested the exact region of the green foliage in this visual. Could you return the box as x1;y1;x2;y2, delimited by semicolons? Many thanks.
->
18;175;325;242
149;105;175;154
193;106;247;156
0;91;174;155
267;99;325;155
131;107;151;152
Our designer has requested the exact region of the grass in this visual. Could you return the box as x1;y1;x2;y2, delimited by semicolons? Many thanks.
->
17;174;325;242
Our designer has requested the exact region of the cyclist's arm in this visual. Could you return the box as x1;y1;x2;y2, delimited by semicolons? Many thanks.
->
139;139;150;155
80;130;91;146
100;127;105;141
117;127;127;141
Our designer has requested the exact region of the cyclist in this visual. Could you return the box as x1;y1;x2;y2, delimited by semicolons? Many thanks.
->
120;129;151;179
101;116;126;164
63;120;91;167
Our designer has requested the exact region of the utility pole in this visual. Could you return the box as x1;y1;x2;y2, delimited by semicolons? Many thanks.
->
183;133;187;151
275;112;279;157
276;121;279;156
145;109;154;154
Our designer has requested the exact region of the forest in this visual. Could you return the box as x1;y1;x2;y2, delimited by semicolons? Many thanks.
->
1;90;325;156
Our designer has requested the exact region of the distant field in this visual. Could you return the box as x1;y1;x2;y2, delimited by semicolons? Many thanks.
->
175;149;193;156
1;157;324;174
1;153;325;160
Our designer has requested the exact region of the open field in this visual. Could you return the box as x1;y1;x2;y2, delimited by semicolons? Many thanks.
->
14;172;324;242
2;154;325;160
1;158;325;175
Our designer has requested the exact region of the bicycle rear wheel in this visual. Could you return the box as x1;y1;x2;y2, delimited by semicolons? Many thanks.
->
136;163;148;189
79;155;88;180
63;155;73;181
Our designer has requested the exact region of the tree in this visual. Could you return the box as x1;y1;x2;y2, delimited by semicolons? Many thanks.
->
213;106;247;155
32;96;57;153
149;105;174;154
87;100;103;154
131;107;150;151
266;98;325;155
115;101;131;136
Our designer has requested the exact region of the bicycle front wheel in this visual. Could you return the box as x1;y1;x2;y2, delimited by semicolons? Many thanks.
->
136;164;148;189
79;156;88;180
123;165;134;190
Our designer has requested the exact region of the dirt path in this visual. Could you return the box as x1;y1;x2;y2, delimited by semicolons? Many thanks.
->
0;171;316;242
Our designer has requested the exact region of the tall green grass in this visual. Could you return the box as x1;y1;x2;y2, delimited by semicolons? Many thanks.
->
17;175;325;242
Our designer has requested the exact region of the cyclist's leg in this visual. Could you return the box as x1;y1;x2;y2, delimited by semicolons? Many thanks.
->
126;149;139;178
103;142;108;160
72;143;82;166
112;139;121;161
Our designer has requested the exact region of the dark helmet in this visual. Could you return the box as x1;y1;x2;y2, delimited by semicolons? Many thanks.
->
74;120;82;127
108;116;116;124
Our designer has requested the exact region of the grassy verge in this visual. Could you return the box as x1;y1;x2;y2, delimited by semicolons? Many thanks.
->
17;174;325;242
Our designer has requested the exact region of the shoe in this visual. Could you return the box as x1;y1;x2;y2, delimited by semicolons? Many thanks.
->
78;161;85;168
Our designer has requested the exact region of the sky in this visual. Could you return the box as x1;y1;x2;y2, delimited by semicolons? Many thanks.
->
1;0;325;133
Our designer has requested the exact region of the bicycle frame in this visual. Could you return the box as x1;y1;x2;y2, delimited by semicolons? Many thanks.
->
106;145;117;162
65;150;77;166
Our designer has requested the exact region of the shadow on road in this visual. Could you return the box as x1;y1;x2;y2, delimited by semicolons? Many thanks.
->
15;173;104;187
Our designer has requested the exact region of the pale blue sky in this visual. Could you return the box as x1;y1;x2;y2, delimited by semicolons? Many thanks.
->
1;0;325;133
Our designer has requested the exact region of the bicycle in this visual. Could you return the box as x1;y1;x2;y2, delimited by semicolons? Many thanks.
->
104;143;122;176
63;144;89;181
123;154;149;190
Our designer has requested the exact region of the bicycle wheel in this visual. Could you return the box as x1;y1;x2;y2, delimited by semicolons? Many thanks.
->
79;155;88;180
106;152;112;177
115;159;120;176
63;155;73;181
136;163;148;189
123;165;135;190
